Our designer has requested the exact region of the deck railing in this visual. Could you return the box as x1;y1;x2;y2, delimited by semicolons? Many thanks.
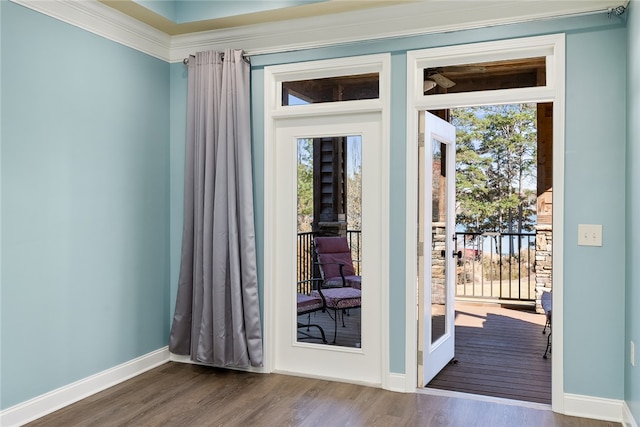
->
298;230;535;302
455;231;536;302
297;230;361;294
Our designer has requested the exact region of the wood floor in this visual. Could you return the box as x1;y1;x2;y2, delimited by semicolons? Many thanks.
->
428;302;552;404
26;362;619;427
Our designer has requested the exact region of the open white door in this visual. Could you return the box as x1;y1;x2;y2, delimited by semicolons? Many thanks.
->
419;111;457;385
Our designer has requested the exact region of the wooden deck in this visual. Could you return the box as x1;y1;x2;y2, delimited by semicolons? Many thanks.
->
427;302;551;404
298;308;361;348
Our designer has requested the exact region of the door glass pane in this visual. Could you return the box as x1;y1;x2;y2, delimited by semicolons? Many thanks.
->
431;139;447;344
297;136;362;348
423;57;546;95
283;73;379;105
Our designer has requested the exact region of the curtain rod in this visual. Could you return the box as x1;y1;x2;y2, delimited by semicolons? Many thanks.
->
183;52;251;65
181;4;627;62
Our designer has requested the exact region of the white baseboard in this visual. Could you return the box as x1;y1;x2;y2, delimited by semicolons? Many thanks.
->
564;393;625;423
0;347;170;427
623;401;639;427
385;372;407;392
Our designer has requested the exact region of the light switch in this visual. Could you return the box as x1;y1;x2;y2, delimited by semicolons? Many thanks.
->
578;224;602;246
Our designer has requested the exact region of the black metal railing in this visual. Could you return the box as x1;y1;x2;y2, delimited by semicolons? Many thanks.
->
298;229;535;302
455;231;536;301
297;230;361;294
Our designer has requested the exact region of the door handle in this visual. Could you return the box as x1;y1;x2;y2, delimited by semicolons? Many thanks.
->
441;250;462;259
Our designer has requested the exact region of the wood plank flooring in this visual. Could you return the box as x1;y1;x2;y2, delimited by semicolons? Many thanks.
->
427;302;552;404
26;362;619;427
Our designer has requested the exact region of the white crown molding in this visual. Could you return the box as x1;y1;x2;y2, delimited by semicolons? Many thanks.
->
0;347;169;427
10;0;171;62
11;0;625;63
169;0;625;62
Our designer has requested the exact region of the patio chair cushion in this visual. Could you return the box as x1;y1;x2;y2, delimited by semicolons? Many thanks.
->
297;293;324;314
316;253;357;278
324;275;361;290
314;237;359;288
312;287;361;310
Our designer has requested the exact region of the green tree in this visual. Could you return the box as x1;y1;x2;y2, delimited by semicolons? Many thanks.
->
452;104;537;235
347;165;362;231
297;138;314;232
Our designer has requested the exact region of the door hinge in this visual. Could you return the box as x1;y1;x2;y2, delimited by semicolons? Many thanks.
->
417;350;423;365
418;132;425;148
417;242;424;257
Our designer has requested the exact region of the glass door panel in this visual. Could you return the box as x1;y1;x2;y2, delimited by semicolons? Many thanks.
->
296;136;362;348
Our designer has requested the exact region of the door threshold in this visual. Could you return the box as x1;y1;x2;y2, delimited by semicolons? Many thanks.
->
417;386;552;411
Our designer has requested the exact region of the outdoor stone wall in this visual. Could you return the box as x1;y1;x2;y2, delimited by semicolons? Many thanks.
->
535;224;553;313
432;223;447;305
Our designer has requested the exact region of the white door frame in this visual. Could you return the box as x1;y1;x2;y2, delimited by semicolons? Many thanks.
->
405;34;566;412
263;54;391;387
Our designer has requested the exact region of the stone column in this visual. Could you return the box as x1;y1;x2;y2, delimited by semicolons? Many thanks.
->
535;224;552;313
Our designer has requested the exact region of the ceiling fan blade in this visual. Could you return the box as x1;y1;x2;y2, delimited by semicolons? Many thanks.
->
431;73;456;89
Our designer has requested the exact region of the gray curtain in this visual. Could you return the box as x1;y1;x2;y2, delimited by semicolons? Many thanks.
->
169;49;263;368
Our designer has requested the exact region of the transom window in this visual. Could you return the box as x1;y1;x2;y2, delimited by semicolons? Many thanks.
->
282;73;379;106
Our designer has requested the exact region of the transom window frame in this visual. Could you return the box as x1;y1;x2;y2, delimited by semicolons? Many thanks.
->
265;54;389;119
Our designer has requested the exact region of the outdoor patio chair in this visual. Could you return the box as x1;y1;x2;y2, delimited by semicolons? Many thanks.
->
310;281;361;345
297;292;327;344
541;290;552;359
313;236;361;289
312;237;362;344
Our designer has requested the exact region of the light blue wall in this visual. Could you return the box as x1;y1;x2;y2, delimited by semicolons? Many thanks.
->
563;26;627;399
625;0;640;422
241;14;628;397
169;62;187;326
0;1;171;410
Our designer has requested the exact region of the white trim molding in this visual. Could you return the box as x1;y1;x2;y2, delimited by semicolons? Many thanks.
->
564;393;630;424
162;0;628;62
386;373;408;393
10;0;171;61
10;0;626;63
0;347;170;427
623;402;639;427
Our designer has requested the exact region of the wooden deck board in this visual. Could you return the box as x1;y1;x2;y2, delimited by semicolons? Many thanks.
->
427;302;551;404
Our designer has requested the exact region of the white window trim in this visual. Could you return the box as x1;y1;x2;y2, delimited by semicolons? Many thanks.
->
405;34;565;413
263;54;392;388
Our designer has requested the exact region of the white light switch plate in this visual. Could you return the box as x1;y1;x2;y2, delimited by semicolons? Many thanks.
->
578;224;602;246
